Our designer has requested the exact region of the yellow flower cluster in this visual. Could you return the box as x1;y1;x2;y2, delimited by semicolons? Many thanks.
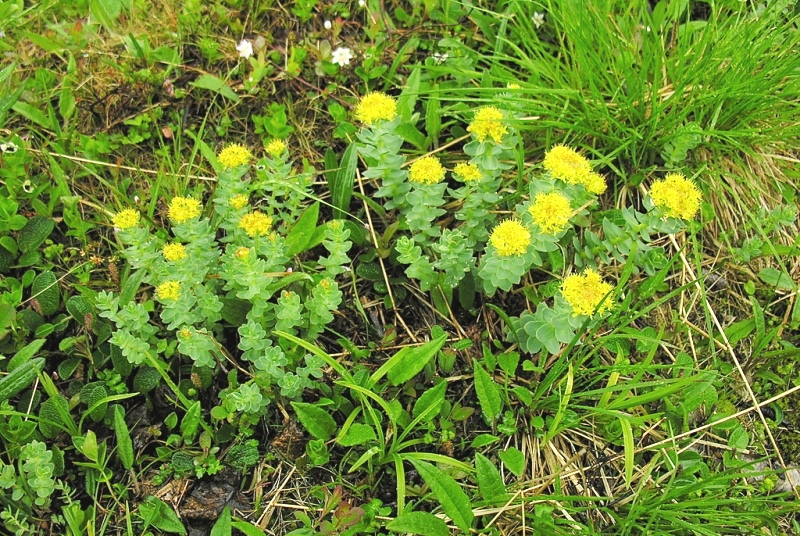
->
409;156;445;185
543;145;591;184
230;195;249;210
239;211;273;237
156;281;181;301
467;106;508;144
162;243;187;262
234;246;251;259
561;268;614;317
488;220;531;256
112;209;140;230
169;197;202;224
529;192;572;234
650;173;702;220
265;139;287;157
543;145;608;194
218;144;252;169
355;92;398;125
453;162;483;182
583;172;607;195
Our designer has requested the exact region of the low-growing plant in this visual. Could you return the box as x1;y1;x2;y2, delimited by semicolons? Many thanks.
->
354;91;703;357
97;141;352;437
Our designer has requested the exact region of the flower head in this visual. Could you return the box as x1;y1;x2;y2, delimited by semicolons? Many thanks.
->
355;92;398;125
561;268;614;317
331;47;353;66
584;172;607;195
467;106;508;144
218;144;252;169
239;211;273;237
409;156;445;185
529;192;572;234
543;145;592;185
453;162;483;182
112;209;140;230
230;195;249;210
265;139;287;157
169;197;202;224
236;39;254;59
488;220;531;256
234;246;252;260
650;173;702;220
156;281;181;301
162;243;187;262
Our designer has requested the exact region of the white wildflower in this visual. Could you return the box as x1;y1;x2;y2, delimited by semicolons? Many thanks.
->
324;20;332;30
236;39;254;59
331;47;353;67
432;52;449;64
533;11;545;28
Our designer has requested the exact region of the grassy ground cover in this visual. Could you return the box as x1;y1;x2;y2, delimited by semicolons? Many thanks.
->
0;0;799;534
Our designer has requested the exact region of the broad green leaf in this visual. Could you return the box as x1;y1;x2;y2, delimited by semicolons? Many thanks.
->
113;404;134;469
8;339;46;371
329;142;358;219
191;74;240;103
498;447;525;478
337;423;376;446
231;521;268;536
180;401;201;442
210;506;231;536
394;123;427;151
470;434;500;448
139;496;187;534
408;459;473;533
373;333;447;386
412;381;446;422
291;401;336;440
475;453;508;504
285;202;320;256
758;267;796;290
473;361;502;421
386;511;449;536
12;101;54;131
425;93;441;147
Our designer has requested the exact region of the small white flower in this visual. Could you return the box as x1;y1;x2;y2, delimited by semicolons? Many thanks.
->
324;20;332;30
532;11;545;29
432;52;449;64
0;141;18;153
0;30;5;39
358;0;365;6
236;39;254;59
331;47;353;67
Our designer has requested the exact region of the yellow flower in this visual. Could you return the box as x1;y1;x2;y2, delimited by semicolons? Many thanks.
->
156;281;181;301
650;173;702;220
234;246;251;259
467;106;508;144
409;156;445;185
265;139;287;157
453;162;483;182
488;220;531;256
355;92;398;125
543;145;592;185
239;211;273;237
529;192;572;234
561;268;614;317
112;209;140;229
169;197;202;224
507;83;521;89
162;243;187;262
230;195;249;210
583;172;607;195
217;144;252;169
